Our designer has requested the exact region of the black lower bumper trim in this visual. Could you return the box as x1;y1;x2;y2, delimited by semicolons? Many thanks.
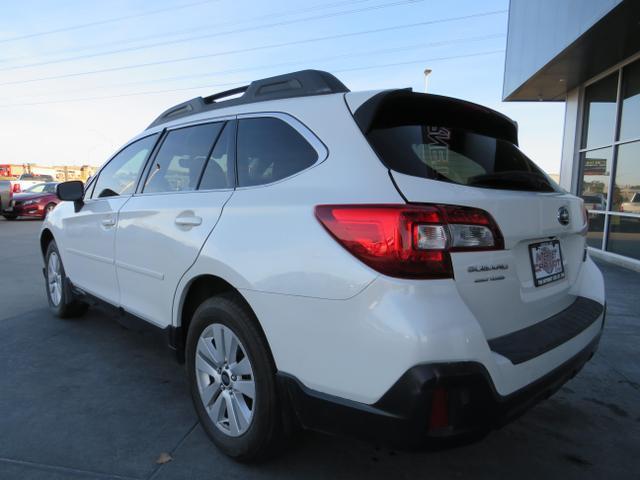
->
278;329;602;450
488;296;603;364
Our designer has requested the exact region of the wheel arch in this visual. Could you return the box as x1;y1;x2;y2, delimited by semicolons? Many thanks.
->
40;228;55;259
175;274;274;366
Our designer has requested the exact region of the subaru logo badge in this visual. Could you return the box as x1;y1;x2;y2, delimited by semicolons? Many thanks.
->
558;206;570;226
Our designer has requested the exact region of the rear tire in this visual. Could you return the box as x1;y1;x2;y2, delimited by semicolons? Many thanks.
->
3;215;17;220
45;241;88;318
186;293;284;462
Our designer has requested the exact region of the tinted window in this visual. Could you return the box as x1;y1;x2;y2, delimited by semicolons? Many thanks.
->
144;123;221;194
92;134;158;199
579;147;612;209
199;122;235;190
237;117;318;187
368;125;555;192
620;60;640;142
581;73;618;149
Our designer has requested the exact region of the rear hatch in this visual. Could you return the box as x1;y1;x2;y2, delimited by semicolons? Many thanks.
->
349;90;588;339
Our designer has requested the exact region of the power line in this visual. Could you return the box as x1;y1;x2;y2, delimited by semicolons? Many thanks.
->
0;9;507;87
0;0;374;65
0;0;221;45
0;0;424;72
0;50;505;108
3;33;505;101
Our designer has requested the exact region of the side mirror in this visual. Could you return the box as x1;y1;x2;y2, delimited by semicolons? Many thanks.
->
56;181;84;212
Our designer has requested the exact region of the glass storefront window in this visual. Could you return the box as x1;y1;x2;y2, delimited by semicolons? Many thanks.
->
607;215;640;260
581;73;618;149
613;141;640;213
586;212;606;249
620;60;640;142
580;147;612;210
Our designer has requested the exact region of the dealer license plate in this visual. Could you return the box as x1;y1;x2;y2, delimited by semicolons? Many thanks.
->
529;240;565;287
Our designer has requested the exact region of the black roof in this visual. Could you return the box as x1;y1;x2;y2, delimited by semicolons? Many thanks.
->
147;69;350;130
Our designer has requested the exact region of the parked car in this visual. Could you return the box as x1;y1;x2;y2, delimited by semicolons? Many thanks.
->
3;182;59;220
41;70;605;461
11;173;55;193
621;192;640;213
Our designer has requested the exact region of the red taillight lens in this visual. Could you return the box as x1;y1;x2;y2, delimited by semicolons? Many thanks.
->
12;183;21;193
315;204;503;279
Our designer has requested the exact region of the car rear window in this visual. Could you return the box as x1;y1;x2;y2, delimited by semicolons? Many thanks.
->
367;125;556;192
356;91;557;193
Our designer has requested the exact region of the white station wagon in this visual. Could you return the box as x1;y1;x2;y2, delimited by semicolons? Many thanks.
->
41;70;605;461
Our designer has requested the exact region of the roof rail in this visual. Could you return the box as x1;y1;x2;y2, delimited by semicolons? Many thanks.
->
147;69;350;129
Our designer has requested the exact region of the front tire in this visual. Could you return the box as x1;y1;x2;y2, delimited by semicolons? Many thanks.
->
43;203;56;218
45;241;88;318
186;294;284;462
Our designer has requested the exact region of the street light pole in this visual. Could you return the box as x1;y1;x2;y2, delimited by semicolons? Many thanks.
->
423;69;432;93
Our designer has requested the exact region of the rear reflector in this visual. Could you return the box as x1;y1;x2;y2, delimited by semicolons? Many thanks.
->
428;386;449;430
315;204;503;279
12;183;21;193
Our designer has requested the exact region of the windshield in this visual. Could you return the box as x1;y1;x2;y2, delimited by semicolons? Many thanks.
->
367;125;557;193
25;183;46;193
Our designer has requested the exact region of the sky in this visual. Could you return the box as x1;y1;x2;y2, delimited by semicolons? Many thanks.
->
0;0;565;174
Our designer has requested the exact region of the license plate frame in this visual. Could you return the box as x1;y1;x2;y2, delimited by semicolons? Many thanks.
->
529;240;565;287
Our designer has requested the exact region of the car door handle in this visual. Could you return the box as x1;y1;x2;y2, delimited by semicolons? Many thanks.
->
101;217;116;227
175;216;202;227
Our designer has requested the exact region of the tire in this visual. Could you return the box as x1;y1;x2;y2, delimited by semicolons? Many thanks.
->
45;241;89;318
3;215;17;220
186;293;284;462
43;203;56;218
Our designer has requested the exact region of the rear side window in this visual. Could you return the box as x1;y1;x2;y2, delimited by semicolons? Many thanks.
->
92;134;158;199
236;117;318;187
367;125;555;192
144;123;222;194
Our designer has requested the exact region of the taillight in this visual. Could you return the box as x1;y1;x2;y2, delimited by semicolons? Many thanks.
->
315;204;503;279
12;183;21;193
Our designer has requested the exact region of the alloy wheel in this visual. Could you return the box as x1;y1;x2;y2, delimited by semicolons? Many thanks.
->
195;323;256;437
47;252;63;306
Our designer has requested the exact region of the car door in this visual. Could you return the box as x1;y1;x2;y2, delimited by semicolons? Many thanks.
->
115;120;235;328
61;134;159;304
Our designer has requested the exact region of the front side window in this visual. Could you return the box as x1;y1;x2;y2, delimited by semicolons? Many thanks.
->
368;125;555;192
236;117;318;187
144;123;222;194
92;134;158;199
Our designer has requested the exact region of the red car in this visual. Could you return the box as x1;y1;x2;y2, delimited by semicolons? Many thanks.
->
2;182;59;220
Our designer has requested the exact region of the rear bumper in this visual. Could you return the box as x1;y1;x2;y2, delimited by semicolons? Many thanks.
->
279;322;602;449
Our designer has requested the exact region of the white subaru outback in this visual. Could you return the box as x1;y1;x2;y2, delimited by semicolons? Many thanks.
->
41;70;605;461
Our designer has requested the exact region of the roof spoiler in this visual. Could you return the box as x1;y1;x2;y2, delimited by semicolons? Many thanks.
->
351;89;519;145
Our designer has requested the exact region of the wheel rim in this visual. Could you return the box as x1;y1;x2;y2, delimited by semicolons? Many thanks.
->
195;323;255;437
47;252;63;306
46;204;55;214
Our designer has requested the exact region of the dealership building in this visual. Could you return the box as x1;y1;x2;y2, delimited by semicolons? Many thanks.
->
504;0;640;269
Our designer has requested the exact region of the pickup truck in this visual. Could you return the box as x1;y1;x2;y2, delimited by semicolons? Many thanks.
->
621;192;640;214
0;180;11;213
11;173;55;193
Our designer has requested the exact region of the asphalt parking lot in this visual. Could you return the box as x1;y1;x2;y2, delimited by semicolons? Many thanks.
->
1;218;639;479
